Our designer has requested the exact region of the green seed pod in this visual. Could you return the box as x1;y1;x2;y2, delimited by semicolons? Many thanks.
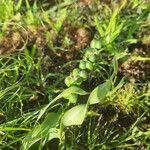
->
90;39;102;49
79;61;86;69
88;55;96;62
79;70;88;79
85;51;91;58
64;76;73;87
86;61;94;70
72;68;80;77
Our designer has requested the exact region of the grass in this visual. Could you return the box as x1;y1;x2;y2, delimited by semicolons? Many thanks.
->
0;0;150;149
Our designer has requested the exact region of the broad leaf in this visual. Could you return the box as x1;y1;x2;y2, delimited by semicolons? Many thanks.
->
36;86;87;122
22;113;60;150
62;104;87;126
88;80;112;104
53;86;87;103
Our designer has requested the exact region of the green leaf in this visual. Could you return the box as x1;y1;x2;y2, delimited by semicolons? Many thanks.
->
108;78;124;95
113;57;118;75
42;10;56;32
88;80;112;104
54;86;88;101
66;93;78;104
15;0;22;11
25;0;35;24
111;22;124;42
111;57;118;80
36;86;87;123
94;16;105;37
126;39;138;44
55;8;67;32
22;113;60;150
62;104;87;126
87;111;100;117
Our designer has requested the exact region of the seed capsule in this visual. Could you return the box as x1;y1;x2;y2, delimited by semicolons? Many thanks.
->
79;61;86;69
89;55;96;62
90;39;102;49
64;76;74;87
72;68;80;77
86;61;94;70
79;70;88;79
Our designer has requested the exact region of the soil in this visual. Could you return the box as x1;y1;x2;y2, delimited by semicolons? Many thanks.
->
0;25;49;55
119;41;150;82
1;23;149;84
0;28;25;54
0;23;93;75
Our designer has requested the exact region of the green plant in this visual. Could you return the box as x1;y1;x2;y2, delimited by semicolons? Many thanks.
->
0;0;14;23
0;0;150;149
21;57;116;149
94;1;127;54
64;48;98;87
